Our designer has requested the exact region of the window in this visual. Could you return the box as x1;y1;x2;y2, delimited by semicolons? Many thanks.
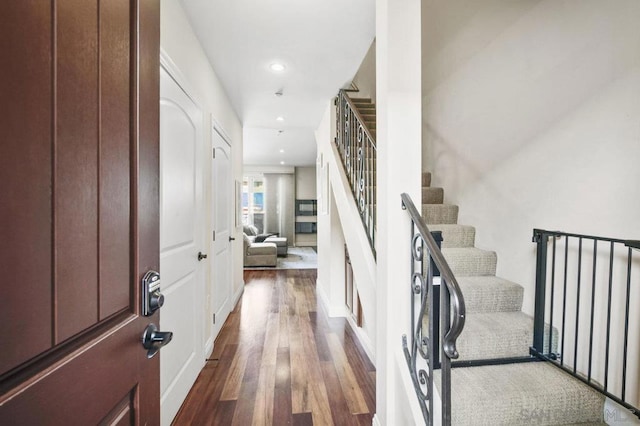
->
242;175;265;233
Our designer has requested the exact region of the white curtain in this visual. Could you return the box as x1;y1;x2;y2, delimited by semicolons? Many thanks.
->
263;173;294;243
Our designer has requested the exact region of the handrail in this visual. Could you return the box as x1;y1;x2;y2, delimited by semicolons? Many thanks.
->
334;89;377;256
401;192;466;425
402;193;466;355
339;89;377;149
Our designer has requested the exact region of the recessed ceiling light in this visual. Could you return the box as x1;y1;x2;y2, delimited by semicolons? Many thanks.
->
276;116;284;122
280;161;285;165
279;149;284;153
270;62;286;72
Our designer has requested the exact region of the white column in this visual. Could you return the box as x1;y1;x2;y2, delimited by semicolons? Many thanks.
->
375;0;422;424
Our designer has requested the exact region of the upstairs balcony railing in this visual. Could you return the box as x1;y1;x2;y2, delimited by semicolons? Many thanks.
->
532;229;640;419
401;193;466;425
334;89;376;256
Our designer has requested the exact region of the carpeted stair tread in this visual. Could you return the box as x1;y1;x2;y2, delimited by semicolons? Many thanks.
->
442;247;497;276
428;224;475;247
422;187;444;204
349;97;372;104
457;276;524;313
455;311;556;361
435;363;605;425
422;204;458;224
422;172;432;187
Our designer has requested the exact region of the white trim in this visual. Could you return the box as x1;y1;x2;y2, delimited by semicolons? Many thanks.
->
204;337;214;360
346;314;376;366
317;278;375;365
207;277;243;362
211;114;232;148
232;281;244;308
160;48;201;109
316;278;348;317
372;414;381;426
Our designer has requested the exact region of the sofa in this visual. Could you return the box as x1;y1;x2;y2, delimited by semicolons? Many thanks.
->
243;225;288;257
243;233;277;267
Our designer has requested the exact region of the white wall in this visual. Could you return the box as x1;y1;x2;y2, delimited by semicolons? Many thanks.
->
351;40;377;103
422;0;640;315
375;0;423;424
160;0;244;352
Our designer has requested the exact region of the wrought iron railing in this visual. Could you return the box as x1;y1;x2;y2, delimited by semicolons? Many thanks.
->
401;193;466;425
532;229;640;418
334;90;376;255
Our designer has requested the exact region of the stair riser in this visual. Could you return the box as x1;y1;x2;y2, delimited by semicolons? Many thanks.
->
458;281;524;313
422;204;458;224
422;187;443;204
422;172;431;187
443;249;497;276
428;224;475;248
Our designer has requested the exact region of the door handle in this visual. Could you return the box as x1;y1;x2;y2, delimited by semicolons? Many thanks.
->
229;236;236;242
197;251;208;261
141;323;173;359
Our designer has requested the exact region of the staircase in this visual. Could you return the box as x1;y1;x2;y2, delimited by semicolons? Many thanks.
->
422;172;607;425
335;89;618;425
349;97;376;140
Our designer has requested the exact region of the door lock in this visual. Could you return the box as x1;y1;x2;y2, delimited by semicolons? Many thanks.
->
141;323;173;358
197;251;208;261
142;270;164;316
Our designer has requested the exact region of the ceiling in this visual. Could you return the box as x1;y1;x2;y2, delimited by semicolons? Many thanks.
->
181;0;375;167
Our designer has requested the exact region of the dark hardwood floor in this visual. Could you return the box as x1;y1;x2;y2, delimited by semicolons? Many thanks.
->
172;269;376;426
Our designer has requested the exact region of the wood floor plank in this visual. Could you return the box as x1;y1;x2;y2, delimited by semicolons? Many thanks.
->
320;361;357;426
326;332;369;414
340;328;376;412
211;400;236;426
172;361;217;425
173;343;238;425
172;269;376;426
220;348;250;401
273;347;293;426
292;412;313;426
252;312;280;425
308;311;332;362
231;347;262;426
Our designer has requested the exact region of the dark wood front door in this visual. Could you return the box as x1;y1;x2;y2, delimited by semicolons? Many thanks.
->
0;1;161;424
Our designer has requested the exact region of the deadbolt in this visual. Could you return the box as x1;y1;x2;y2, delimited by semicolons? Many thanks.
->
142;270;164;316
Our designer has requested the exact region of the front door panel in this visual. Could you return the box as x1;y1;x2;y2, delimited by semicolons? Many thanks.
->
0;1;160;423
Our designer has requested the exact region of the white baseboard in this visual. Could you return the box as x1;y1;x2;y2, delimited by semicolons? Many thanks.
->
204;337;214;359
372;414;381;426
205;283;244;362
232;282;244;307
346;314;376;366
317;279;376;365
316;278;348;317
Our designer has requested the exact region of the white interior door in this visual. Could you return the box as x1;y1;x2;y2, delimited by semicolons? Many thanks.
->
211;126;232;339
159;67;205;425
